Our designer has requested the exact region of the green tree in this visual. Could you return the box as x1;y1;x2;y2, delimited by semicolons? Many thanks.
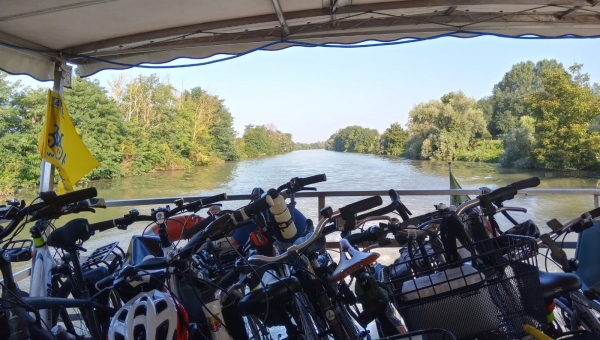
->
405;91;487;160
528;65;600;170
488;60;564;135
63;77;125;179
325;126;379;153
500;116;536;168
380;123;408;156
241;124;293;157
477;96;493;128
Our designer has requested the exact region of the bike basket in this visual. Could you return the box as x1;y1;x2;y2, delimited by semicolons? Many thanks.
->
81;241;124;271
384;235;546;340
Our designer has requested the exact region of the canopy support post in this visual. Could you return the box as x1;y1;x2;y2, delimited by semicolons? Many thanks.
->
38;61;64;194
270;0;290;36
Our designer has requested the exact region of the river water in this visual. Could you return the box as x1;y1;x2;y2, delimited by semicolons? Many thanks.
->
9;150;600;271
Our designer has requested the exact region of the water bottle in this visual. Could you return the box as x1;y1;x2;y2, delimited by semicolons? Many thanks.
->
51;325;76;340
202;290;229;339
269;195;297;240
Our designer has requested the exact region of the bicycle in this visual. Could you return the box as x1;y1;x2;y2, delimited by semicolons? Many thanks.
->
0;188;110;340
534;207;600;338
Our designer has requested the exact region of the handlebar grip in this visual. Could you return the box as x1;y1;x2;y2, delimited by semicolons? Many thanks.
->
356;201;399;220
293;174;327;188
478;186;517;205
510;177;540;190
88;219;117;232
243;195;274;219
181;218;212;239
344;232;378;246
340;196;383;217
588;207;600;218
388;189;400;202
53;188;98;206
95;273;115;290
218;268;239;288
201;193;227;206
322;224;338;236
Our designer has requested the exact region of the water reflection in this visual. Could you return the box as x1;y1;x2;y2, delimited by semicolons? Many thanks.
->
8;150;600;248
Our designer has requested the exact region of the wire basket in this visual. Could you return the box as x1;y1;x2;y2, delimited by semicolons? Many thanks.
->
384;235;546;340
81;241;124;271
372;328;458;340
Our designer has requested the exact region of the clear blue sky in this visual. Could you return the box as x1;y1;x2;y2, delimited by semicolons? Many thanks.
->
9;36;600;143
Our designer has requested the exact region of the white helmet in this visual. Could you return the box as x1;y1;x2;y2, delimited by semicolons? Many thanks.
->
108;289;188;340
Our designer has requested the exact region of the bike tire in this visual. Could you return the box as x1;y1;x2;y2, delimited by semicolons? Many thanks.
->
335;302;365;340
245;315;270;340
294;291;323;339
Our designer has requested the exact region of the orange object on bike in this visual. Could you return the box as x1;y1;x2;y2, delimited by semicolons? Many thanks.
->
145;214;203;241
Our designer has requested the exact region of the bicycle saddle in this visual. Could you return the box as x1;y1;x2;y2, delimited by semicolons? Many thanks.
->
330;239;380;283
47;218;93;250
538;270;582;302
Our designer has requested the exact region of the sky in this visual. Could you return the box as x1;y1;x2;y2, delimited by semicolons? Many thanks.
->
8;36;600;143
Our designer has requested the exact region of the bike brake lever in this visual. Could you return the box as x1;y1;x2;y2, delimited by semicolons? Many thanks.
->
496;206;527;214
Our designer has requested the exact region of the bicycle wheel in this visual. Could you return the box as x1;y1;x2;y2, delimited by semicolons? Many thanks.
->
245;315;270;340
294;291;323;339
53;277;121;339
335;302;366;340
555;296;600;336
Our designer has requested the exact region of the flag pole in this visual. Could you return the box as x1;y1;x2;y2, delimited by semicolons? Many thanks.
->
448;162;452;205
38;61;63;194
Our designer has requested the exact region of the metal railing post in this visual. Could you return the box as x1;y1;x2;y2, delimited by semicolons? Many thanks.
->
594;194;599;208
318;195;325;218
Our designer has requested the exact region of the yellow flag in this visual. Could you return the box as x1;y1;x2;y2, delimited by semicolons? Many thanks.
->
38;90;100;194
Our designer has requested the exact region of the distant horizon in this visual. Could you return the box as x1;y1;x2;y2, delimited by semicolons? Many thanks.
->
8;36;600;143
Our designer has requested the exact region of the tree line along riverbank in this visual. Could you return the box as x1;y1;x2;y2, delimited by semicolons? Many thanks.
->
324;59;600;172
0;73;321;196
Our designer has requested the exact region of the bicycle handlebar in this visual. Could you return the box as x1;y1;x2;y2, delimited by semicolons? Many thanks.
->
40;187;98;207
180;217;213;240
248;213;427;264
0;188;100;241
340;196;383;219
276;174;327;193
169;193;227;216
355;190;412;222
344;231;379;245
454;177;541;217
477;177;540;207
178;195;275;259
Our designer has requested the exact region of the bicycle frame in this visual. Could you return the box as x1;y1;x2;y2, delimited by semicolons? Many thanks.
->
28;220;56;331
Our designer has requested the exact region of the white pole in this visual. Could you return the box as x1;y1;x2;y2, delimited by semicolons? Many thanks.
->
38;61;64;194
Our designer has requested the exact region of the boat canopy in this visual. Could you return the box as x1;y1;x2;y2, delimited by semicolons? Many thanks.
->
1;0;599;81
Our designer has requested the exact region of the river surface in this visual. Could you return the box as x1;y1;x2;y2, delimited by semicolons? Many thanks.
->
8;150;600;272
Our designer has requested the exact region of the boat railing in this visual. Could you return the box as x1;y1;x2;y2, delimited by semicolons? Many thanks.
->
6;188;600;283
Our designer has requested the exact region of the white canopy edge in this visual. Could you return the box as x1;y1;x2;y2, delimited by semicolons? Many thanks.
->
74;27;600;77
0;45;56;81
1;0;600;81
